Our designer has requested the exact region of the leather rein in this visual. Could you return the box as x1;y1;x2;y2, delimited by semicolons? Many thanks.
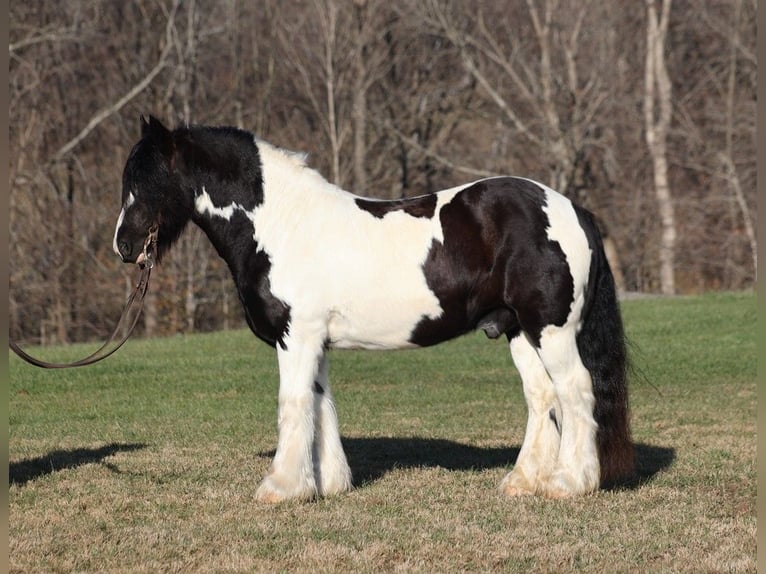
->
9;226;158;369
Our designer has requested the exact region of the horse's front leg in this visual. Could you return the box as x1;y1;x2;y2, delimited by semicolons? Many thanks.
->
256;324;325;503
312;353;353;497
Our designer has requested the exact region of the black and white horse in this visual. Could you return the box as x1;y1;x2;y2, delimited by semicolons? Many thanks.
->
113;116;634;502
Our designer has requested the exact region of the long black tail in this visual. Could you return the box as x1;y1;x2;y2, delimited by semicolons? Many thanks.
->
575;210;635;487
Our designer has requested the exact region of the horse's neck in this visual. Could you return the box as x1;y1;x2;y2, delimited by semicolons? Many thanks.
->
255;142;352;229
258;141;349;204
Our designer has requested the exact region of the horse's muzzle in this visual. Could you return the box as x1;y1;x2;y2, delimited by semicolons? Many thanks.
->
116;239;138;264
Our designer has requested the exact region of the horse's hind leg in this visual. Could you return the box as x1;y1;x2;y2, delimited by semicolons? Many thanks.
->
536;324;600;497
500;332;561;497
312;354;353;496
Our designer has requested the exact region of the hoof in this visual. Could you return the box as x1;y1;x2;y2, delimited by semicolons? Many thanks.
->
318;472;353;498
498;470;537;498
542;487;576;500
539;469;598;499
255;475;316;504
255;489;286;504
501;484;536;497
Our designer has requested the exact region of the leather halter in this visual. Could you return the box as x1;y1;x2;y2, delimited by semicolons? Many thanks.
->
9;226;158;369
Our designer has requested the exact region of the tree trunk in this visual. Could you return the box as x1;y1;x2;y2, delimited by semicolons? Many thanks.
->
644;0;676;295
352;35;367;192
603;236;626;296
221;277;230;331
320;0;342;185
721;0;756;281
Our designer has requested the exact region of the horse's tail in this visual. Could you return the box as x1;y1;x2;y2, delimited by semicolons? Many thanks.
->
576;210;635;487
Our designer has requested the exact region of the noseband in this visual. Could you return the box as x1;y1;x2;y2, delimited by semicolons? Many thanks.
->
10;226;158;369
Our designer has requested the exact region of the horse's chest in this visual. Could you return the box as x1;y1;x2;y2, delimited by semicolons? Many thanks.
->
236;251;292;348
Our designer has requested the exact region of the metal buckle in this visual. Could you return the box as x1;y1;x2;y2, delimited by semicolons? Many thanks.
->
141;225;158;269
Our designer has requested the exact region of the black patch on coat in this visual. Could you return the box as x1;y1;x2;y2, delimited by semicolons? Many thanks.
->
172;127;292;348
198;207;291;349
236;248;292;349
175;125;264;210
197;203;292;349
118;119;264;264
122;118;292;348
354;193;437;219
408;178;575;348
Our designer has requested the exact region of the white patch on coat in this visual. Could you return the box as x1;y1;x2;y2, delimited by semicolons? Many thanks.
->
194;186;237;220
536;323;600;495
312;354;352;496
112;192;135;256
208;140;477;350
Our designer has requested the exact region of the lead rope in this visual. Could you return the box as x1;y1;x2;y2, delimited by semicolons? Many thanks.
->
9;226;157;369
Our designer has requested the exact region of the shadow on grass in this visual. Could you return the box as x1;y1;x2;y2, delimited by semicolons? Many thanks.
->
9;443;146;486
343;437;520;486
613;442;676;491
260;438;674;490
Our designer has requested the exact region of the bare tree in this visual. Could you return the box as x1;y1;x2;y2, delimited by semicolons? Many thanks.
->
421;0;629;289
370;4;481;197
718;0;756;281
424;1;612;197
8;0;758;345
271;0;351;185
644;0;676;295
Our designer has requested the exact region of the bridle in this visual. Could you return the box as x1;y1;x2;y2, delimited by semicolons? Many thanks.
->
9;225;158;369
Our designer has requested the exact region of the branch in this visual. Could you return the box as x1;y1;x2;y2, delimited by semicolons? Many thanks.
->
425;0;543;147
48;0;181;164
379;120;499;179
9;29;82;54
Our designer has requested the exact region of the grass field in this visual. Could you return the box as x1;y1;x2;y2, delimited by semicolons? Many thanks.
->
9;291;756;573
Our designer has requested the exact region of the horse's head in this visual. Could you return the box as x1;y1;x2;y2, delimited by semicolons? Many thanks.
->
113;116;193;265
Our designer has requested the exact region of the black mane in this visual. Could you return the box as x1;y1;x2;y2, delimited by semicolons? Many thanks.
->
170;124;265;211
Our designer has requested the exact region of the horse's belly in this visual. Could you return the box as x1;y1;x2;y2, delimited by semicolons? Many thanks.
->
325;295;438;350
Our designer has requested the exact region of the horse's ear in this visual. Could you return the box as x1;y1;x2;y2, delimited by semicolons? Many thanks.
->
142;115;175;159
140;115;150;136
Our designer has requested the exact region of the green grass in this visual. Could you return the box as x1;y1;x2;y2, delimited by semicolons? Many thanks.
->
9;291;756;573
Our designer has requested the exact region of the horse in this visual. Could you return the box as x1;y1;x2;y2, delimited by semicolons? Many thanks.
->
113;116;634;502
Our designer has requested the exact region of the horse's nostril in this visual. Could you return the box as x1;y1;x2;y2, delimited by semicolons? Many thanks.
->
119;240;132;258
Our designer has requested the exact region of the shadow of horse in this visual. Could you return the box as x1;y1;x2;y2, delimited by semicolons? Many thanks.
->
616;442;677;490
11;439;675;491
260;437;675;490
342;437;519;486
9;443;146;486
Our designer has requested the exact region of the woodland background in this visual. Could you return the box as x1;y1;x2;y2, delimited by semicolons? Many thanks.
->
9;0;757;344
